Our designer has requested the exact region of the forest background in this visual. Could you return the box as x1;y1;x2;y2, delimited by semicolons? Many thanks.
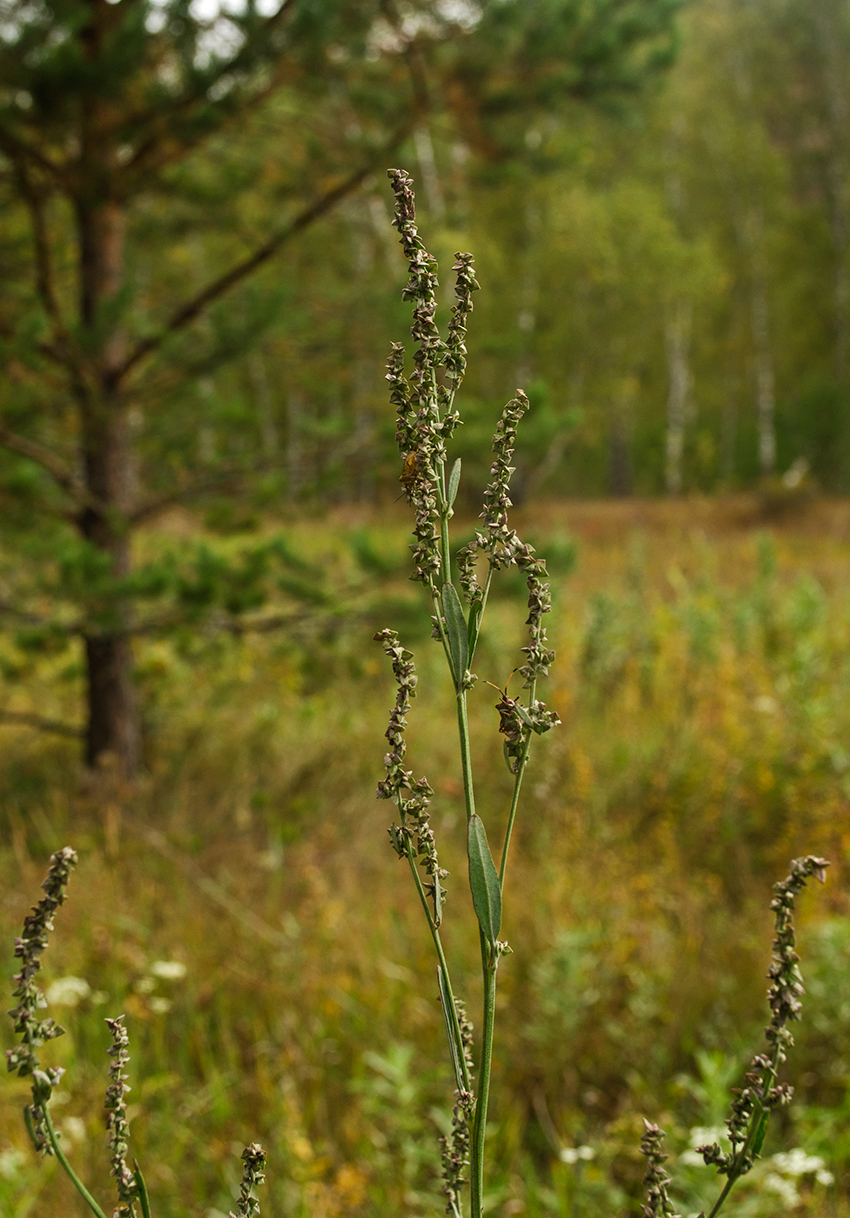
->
2;0;850;1217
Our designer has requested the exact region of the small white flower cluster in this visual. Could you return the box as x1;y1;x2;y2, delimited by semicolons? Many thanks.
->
559;1145;595;1165
45;960;186;1013
44;976;107;1007
771;1148;834;1187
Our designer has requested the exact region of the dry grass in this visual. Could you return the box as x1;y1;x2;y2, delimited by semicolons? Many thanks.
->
1;495;848;1218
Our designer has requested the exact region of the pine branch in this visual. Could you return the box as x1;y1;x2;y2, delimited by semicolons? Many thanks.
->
0;711;83;738
129;460;281;524
122;0;299;179
118;131;409;380
0;423;95;508
0;124;67;186
12;163;69;340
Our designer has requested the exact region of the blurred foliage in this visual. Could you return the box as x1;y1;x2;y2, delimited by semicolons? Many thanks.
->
0;501;848;1217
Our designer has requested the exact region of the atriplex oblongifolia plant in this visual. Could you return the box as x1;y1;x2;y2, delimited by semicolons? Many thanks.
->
4;167;831;1218
374;168;831;1218
6;845;265;1218
374;166;561;1218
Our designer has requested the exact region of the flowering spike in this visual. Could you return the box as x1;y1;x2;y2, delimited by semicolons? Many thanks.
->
6;846;77;1154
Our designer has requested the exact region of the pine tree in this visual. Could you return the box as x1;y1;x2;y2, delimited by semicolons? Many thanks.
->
0;0;682;774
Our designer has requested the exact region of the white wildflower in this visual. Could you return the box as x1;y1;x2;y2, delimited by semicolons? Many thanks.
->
45;976;91;1007
762;1172;800;1208
61;1117;87;1144
0;1148;26;1179
559;1145;595;1164
149;960;187;980
772;1149;827;1177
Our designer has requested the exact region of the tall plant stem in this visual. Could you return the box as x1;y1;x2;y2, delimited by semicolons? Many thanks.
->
456;690;476;823
43;1109;109;1218
405;844;472;1092
706;1041;782;1218
470;958;498;1218
499;677;537;887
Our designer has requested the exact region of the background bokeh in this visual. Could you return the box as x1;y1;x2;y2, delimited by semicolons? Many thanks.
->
2;0;850;1215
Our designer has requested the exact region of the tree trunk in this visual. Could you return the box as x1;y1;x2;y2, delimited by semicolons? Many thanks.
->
608;378;635;497
664;300;692;495
76;193;141;775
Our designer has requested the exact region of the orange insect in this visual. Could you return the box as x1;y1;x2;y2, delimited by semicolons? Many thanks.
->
399;450;420;494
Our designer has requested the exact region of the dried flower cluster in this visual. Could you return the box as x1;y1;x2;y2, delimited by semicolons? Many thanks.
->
374;627;447;922
698;854;829;1177
640;1121;681;1218
105;1015;138;1217
386;168;479;590
441;1087;474;1218
6;845;78;1154
230;1143;266;1218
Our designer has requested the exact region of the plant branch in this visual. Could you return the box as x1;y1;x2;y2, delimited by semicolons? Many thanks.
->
0;124;67;187
43;1109;109;1218
129;459;280;524
0;423;94;508
123;0;299;176
0;711;84;738
12;162;71;345
119;136;409;381
498;677;537;888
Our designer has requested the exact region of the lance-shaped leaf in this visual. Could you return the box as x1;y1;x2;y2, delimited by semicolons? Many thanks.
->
467;601;482;659
447;458;462;510
442;582;468;688
467;814;501;949
437;966;466;1093
134;1162;152;1218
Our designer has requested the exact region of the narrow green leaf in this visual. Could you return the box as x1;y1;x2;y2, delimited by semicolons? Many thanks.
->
752;1112;770;1158
467;814;502;948
447;458;462;509
134;1161;152;1218
515;703;534;730
442;582;468;687
437;967;465;1093
467;602;482;659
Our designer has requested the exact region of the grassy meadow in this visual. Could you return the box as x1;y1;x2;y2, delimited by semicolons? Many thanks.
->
2;494;849;1218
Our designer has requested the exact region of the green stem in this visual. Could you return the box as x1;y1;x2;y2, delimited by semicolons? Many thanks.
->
44;1109;109;1218
456;690;476;823
431;590;455;679
706;1043;782;1218
470;958;498;1218
499;678;537;888
405;844;471;1093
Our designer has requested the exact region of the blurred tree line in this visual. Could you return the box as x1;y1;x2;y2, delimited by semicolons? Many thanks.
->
0;0;679;769
3;0;850;771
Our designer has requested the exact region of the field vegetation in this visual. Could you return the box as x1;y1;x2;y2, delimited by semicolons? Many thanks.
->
2;496;848;1218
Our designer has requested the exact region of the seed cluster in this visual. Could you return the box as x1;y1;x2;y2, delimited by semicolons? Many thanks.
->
441;1087;475;1218
374;627;448;922
386;168;478;590
230;1143;266;1218
639;1121;680;1218
6;845;77;1154
698;854;829;1176
105;1015;139;1216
